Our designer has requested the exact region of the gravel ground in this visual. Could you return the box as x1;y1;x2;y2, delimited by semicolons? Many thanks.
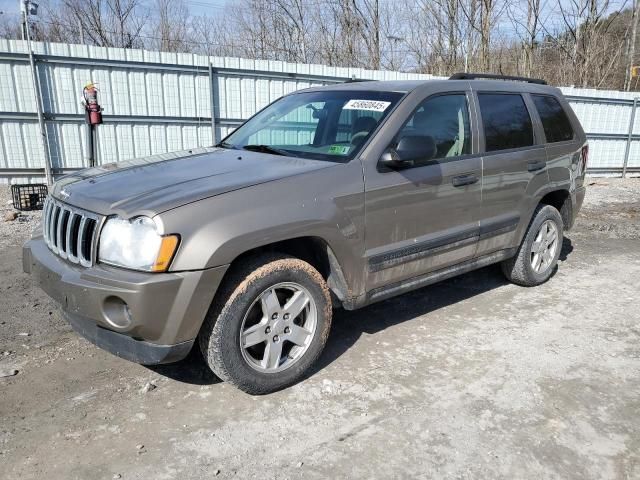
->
0;179;639;479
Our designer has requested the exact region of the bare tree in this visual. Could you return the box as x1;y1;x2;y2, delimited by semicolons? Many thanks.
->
191;14;238;57
507;0;548;77
38;0;147;47
549;0;625;87
1;0;636;90
272;0;311;63
0;14;23;40
351;0;382;69
151;0;189;53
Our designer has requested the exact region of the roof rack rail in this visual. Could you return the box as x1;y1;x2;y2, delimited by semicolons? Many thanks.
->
449;72;547;85
345;77;373;83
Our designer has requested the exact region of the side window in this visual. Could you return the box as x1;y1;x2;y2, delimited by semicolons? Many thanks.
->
532;94;574;143
396;94;471;160
478;93;534;152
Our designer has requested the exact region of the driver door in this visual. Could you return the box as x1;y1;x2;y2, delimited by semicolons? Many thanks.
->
363;91;483;292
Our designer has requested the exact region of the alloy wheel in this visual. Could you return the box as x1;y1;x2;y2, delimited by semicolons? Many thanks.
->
239;282;317;373
530;219;559;273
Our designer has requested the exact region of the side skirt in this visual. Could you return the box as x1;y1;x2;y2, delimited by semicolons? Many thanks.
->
363;248;516;306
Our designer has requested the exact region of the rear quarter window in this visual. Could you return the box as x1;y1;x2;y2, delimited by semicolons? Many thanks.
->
531;94;575;143
478;93;534;152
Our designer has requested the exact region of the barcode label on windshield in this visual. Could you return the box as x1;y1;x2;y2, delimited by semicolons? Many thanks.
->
343;99;391;112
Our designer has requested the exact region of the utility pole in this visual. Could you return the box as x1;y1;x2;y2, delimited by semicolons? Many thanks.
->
19;2;26;40
624;0;640;91
387;35;404;71
21;0;53;186
78;18;84;44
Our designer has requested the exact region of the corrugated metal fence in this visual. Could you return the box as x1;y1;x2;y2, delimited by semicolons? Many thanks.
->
0;39;638;183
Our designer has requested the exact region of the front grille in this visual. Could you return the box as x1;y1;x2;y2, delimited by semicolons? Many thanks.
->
42;196;102;267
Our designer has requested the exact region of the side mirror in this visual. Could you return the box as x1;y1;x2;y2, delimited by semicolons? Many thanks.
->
380;135;437;169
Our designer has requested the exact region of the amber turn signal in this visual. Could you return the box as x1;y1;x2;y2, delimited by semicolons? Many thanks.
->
151;235;180;272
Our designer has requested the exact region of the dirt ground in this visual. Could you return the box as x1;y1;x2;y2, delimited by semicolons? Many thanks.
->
1;179;639;480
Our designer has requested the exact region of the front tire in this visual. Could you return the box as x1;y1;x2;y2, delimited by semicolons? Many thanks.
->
501;204;564;287
199;253;332;394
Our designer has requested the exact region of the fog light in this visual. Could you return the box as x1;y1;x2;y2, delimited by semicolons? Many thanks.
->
103;296;132;329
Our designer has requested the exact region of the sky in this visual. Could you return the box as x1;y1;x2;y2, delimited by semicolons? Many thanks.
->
0;0;230;19
0;0;630;37
0;0;19;16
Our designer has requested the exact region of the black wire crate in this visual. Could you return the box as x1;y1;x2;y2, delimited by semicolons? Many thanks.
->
11;184;48;211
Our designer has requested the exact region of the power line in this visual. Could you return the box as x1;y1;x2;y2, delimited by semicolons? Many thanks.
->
28;16;420;56
10;0;552;69
183;0;228;10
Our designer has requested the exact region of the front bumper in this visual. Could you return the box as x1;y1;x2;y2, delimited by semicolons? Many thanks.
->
23;235;228;365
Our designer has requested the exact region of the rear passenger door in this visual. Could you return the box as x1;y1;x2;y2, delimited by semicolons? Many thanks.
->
530;94;583;187
473;92;549;257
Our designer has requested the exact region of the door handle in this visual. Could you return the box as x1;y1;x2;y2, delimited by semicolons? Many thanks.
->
527;160;547;172
452;174;479;187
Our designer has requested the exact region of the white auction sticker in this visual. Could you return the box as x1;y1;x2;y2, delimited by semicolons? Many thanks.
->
343;99;391;112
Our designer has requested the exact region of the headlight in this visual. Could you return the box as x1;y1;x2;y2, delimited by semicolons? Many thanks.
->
98;216;179;272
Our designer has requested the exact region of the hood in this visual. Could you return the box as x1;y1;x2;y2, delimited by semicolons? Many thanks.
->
51;147;337;217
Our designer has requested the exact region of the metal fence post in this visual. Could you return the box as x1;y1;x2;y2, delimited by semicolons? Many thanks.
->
208;62;217;145
24;13;53;186
622;98;639;178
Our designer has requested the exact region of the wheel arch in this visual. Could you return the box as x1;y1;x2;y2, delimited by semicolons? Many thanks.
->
216;236;355;309
513;186;573;250
538;188;572;230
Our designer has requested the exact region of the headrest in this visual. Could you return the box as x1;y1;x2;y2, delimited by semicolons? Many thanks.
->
352;116;378;134
413;110;435;130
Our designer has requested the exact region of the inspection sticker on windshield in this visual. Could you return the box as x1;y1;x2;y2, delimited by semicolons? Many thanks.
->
343;99;391;112
329;145;351;155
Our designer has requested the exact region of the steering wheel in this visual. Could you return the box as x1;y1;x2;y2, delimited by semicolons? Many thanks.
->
350;131;369;147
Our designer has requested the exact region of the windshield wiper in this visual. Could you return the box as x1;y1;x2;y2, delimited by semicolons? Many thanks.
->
242;144;288;156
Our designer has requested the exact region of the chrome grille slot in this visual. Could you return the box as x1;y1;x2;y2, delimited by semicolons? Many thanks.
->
80;218;97;261
42;196;102;267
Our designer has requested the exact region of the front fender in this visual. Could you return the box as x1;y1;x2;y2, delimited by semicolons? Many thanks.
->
158;161;367;296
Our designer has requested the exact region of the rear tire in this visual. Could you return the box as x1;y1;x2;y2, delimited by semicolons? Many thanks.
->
199;253;332;395
501;204;563;287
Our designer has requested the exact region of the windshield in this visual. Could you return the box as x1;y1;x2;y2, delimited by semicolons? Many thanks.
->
221;90;404;162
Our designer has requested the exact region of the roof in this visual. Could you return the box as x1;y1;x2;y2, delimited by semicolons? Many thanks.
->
303;79;445;93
